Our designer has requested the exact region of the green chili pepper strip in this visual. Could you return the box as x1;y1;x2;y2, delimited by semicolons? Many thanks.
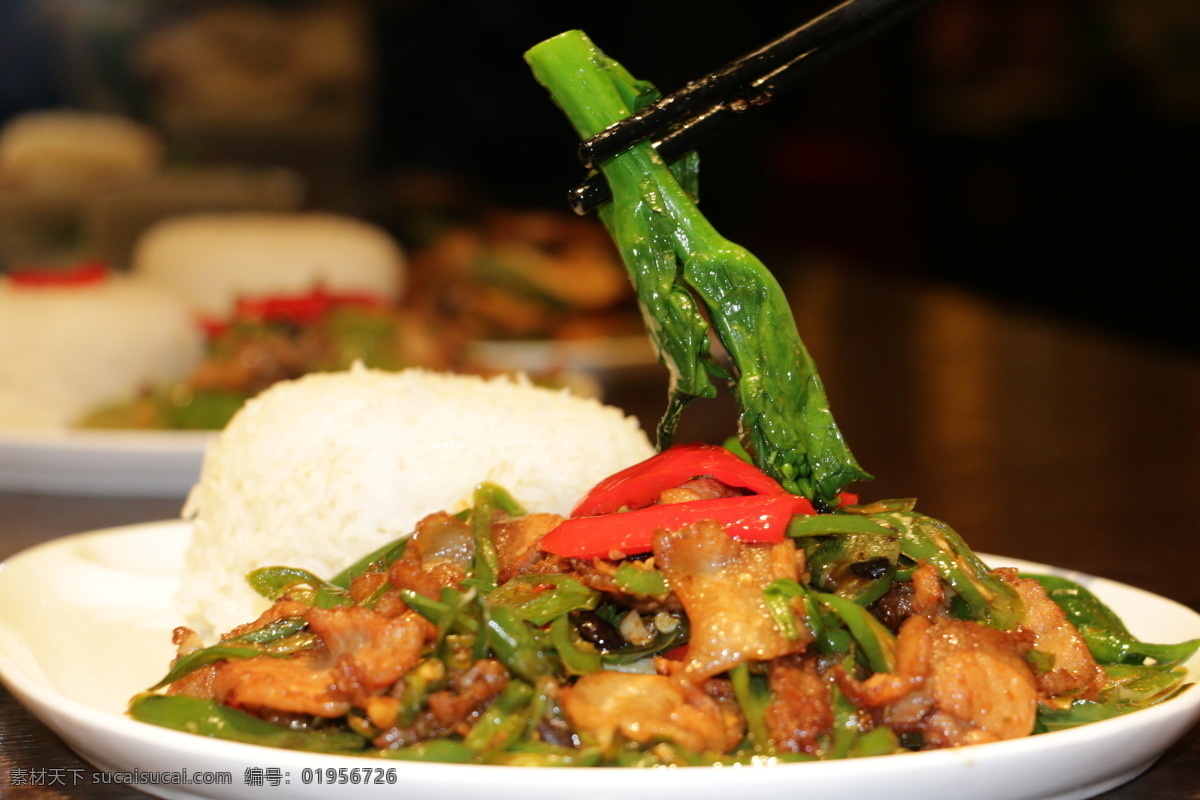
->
1028;574;1200;667
803;532;900;606
462;679;535;754
399;588;480;635
848;726;900;758
380;739;478;763
486;574;598;626
246;566;353;609
149;645;261;691
825;681;864;759
487;742;605;767
524;30;870;508
1034;665;1191;735
883;511;1023;630
762;579;807;642
764;579;854;656
788;514;896;538
729;662;772;753
470;483;522;592
129;694;367;753
613;561;671;595
548;614;602;675
149;617;310;690
393;660;445;729
329;536;409;589
816;592;897;674
1100;663;1192;706
485;605;555;682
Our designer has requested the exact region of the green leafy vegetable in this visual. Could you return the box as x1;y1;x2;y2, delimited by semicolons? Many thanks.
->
524;30;870;509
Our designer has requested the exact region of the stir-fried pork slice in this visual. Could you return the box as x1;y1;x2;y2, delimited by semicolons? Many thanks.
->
389;511;473;598
493;512;564;583
765;654;834;754
654;520;809;681
841;615;1038;747
997;568;1107;700
164;601;312;701
209;651;352;717
306;606;432;692
561;670;744;753
185;606;433;717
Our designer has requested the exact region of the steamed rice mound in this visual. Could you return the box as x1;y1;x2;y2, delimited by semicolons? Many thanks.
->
132;211;405;319
178;366;654;636
0;275;204;427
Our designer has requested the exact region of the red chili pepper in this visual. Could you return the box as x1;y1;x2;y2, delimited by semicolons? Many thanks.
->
7;261;109;288
570;442;787;518
233;286;385;326
540;493;816;559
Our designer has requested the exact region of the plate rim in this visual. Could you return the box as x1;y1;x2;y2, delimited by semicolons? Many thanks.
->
1;520;1198;799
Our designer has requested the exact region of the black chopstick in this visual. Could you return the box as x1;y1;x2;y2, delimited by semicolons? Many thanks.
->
568;0;935;215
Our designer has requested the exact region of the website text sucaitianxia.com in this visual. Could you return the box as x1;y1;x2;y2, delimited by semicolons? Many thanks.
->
5;765;405;789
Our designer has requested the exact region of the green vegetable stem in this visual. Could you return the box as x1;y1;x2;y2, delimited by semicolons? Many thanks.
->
524;30;870;509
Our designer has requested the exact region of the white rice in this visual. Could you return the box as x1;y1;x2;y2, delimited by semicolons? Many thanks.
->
131;211;405;319
0;274;204;427
177;366;654;637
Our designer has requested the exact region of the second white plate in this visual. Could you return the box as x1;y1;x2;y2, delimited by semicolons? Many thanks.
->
0;427;213;496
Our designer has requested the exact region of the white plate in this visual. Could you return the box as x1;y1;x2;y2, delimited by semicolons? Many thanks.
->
0;521;1197;800
0;427;213;496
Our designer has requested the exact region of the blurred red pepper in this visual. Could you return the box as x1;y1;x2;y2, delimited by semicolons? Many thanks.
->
570;442;786;517
541;492;811;559
7;261;108;287
233;286;385;326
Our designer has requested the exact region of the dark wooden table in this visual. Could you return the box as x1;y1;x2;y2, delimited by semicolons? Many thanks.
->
2;265;1198;798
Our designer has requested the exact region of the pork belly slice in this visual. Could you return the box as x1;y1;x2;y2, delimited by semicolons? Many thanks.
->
561;670;744;753
842;615;1039;747
654;520;810;681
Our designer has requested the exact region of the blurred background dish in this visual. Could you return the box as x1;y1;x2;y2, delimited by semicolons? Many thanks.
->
0;0;1196;476
4;0;1196;351
131;210;406;320
407;208;644;343
0;266;204;429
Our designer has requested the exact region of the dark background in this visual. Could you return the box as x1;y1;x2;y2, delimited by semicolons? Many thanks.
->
3;0;1198;352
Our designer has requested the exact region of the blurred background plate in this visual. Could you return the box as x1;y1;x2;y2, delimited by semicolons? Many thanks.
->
0;427;212;497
